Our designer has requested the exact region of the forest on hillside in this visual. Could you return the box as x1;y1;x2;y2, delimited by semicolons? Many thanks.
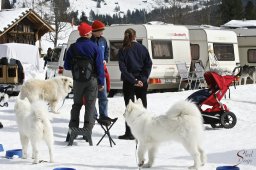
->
2;0;256;26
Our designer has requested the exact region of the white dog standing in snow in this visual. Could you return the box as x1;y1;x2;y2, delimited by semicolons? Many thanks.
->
14;98;54;164
19;76;73;113
124;99;206;170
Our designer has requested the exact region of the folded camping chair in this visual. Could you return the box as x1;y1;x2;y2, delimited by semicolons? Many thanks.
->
194;62;206;89
176;62;193;91
0;85;13;107
66;127;93;146
96;117;118;147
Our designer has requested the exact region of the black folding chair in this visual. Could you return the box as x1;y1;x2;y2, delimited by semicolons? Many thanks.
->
66;127;93;146
96;117;118;147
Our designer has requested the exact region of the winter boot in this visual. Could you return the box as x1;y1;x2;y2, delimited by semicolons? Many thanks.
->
118;123;134;140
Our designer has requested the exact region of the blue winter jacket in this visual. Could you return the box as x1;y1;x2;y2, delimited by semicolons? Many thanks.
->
118;42;152;84
64;37;104;86
91;35;109;62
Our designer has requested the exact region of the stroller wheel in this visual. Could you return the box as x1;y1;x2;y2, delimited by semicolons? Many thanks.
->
220;112;237;129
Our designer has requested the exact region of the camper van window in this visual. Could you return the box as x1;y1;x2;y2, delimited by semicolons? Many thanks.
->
213;43;235;61
151;40;173;59
109;40;142;61
247;49;256;63
110;41;123;61
190;44;200;60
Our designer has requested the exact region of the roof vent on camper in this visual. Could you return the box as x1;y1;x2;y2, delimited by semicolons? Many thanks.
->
147;21;166;25
200;25;220;29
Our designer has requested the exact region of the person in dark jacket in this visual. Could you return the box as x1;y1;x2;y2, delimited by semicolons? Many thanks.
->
64;22;104;136
43;48;53;69
91;20;110;122
118;28;152;140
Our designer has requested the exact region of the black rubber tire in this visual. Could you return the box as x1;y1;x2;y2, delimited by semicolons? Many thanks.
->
220;112;237;129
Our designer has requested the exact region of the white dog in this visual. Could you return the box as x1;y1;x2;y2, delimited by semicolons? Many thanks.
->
14;98;54;164
19;76;73;113
124;99;206;170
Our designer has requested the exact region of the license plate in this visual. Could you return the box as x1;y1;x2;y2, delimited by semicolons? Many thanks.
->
165;79;173;83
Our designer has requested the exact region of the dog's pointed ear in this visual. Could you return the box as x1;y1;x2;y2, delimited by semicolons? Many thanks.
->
137;98;143;105
126;99;134;113
24;97;30;103
128;99;134;105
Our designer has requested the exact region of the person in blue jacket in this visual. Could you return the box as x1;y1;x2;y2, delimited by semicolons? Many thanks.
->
118;28;152;140
64;22;104;136
91;20;110;122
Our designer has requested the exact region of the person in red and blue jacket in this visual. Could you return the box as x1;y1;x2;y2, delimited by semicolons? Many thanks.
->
90;20;111;123
64;22;104;137
118;28;152;140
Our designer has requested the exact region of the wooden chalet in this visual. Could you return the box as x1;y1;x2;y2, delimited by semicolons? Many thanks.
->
0;8;54;45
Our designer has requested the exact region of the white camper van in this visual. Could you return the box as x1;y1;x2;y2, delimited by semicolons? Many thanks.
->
188;26;240;72
60;23;192;93
105;23;192;91
228;28;256;66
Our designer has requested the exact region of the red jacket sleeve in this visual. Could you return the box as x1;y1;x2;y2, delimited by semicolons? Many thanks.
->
104;64;111;92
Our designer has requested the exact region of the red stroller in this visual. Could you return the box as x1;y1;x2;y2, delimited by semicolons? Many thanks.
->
187;71;238;128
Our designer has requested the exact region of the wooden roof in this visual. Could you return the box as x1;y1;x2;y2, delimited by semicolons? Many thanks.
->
0;8;54;39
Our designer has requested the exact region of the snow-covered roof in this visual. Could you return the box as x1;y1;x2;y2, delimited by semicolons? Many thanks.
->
0;8;54;37
221;20;256;28
0;8;30;33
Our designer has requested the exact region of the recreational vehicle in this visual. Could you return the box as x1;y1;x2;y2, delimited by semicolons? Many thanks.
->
60;23;192;93
188;26;240;72
46;44;67;79
228;28;256;67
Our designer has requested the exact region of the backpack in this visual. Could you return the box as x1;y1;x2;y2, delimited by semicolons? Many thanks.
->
70;44;94;82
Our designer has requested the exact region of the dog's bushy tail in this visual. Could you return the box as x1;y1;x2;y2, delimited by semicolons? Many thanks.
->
166;100;203;123
31;100;52;122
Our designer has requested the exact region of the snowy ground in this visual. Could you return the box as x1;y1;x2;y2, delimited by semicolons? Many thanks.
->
0;83;256;170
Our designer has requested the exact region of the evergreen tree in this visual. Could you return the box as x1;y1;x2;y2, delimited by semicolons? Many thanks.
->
89;10;96;21
220;0;243;23
244;1;256;19
2;0;12;9
80;12;88;23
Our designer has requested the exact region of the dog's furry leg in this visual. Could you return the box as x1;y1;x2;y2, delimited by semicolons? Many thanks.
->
49;100;59;114
20;134;29;159
183;140;201;170
143;145;157;168
198;145;206;166
31;139;39;164
244;77;247;85
45;135;54;163
137;143;146;167
252;74;256;84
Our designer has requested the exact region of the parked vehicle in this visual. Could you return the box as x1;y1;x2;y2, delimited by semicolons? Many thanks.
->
187;25;240;72
57;44;68;77
45;44;67;79
228;28;256;67
59;22;192;94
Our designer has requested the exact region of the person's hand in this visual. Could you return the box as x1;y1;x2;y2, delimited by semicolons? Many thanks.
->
135;80;143;87
98;85;104;91
103;60;107;65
